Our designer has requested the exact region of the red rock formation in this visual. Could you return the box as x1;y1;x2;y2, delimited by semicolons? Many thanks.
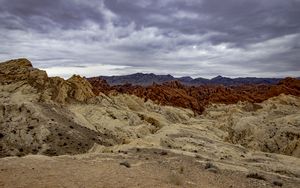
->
88;77;111;95
89;77;300;114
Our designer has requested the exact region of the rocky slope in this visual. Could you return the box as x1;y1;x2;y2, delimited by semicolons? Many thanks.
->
0;58;300;187
0;58;103;157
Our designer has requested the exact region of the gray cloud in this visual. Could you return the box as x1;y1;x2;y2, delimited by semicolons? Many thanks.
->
0;0;106;31
0;0;299;78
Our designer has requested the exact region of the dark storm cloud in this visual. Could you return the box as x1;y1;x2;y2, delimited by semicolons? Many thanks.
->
0;0;106;31
105;0;300;46
0;0;299;78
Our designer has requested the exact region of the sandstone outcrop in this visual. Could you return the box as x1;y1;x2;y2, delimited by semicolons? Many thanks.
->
89;77;300;114
0;58;48;89
0;59;98;157
0;58;95;103
204;94;300;157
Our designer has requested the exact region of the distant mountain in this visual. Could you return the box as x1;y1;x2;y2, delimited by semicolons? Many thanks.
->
90;73;291;86
97;73;175;86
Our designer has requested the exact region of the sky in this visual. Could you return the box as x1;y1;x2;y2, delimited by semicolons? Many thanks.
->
0;0;300;78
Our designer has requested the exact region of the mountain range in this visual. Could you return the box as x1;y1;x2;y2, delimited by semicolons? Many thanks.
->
92;73;297;86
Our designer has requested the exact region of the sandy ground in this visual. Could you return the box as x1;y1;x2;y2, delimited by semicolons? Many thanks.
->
1;148;298;188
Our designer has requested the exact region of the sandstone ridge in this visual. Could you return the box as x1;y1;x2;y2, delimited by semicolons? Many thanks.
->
0;58;95;104
89;77;300;114
0;59;98;157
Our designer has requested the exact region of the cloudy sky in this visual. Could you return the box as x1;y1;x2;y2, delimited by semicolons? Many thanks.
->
0;0;300;78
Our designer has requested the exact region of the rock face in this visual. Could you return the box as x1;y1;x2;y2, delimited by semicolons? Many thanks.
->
204;94;300;157
89;77;300;114
46;75;95;103
0;58;48;89
88;77;111;96
0;58;95;103
0;58;99;157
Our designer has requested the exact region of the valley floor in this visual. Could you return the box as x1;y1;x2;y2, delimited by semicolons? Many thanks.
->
1;149;299;188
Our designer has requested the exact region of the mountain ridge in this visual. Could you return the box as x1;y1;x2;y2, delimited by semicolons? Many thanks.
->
91;73;295;86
